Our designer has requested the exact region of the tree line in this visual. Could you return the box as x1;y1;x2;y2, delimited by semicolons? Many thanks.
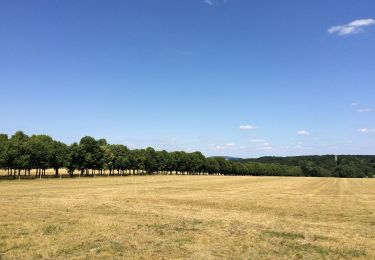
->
245;155;375;178
0;131;373;178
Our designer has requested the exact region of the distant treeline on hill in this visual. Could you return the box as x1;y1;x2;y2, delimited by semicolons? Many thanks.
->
242;155;375;178
0;131;374;179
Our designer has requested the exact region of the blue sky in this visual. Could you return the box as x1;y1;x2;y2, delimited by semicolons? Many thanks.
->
1;0;374;157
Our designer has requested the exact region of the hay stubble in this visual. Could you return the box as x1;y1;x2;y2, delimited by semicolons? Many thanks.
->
1;176;375;259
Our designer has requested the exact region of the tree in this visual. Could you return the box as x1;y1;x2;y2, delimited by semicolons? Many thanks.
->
109;144;130;175
79;136;104;175
168;151;180;174
103;145;115;175
97;139;108;175
205;158;220;175
215;157;231;175
156;150;169;174
144;147;158;174
65;143;82;176
50;141;68;176
334;165;358;178
0;134;9;172
28;135;53;176
10;131;30;176
190;151;205;174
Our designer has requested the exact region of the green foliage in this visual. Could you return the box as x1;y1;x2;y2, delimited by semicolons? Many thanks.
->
65;143;81;175
0;131;373;178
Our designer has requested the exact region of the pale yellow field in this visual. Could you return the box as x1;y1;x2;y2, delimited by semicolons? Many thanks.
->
1;176;375;259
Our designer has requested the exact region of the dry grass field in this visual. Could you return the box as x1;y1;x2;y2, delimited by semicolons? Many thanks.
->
1;176;375;259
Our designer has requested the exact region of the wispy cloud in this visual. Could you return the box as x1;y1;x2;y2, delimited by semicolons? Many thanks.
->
239;125;257;130
203;0;214;5
248;138;273;150
357;108;371;113
357;128;375;133
297;130;310;135
249;138;266;143
328;18;375;36
350;102;372;113
214;143;236;150
257;141;273;150
203;0;228;6
291;141;313;150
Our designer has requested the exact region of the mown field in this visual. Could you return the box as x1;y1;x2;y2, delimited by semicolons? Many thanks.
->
1;176;375;259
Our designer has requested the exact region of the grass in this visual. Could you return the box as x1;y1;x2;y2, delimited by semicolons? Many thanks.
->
0;176;375;259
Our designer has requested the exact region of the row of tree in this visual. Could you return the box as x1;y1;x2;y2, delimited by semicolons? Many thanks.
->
0;131;373;178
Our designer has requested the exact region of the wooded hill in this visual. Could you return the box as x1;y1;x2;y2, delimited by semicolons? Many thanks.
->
241;155;375;178
0;131;374;179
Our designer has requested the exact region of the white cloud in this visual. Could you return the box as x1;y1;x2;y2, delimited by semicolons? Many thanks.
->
351;102;358;106
357;128;375;133
249;138;266;143
297;130;310;135
291;141;309;150
350;19;375;27
249;139;273;151
239;125;257;130
357;108;371;113
214;143;236;150
328;18;375;36
256;141;273;150
203;0;213;5
203;0;228;5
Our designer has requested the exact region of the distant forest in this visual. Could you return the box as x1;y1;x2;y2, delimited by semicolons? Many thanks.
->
1;131;374;179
